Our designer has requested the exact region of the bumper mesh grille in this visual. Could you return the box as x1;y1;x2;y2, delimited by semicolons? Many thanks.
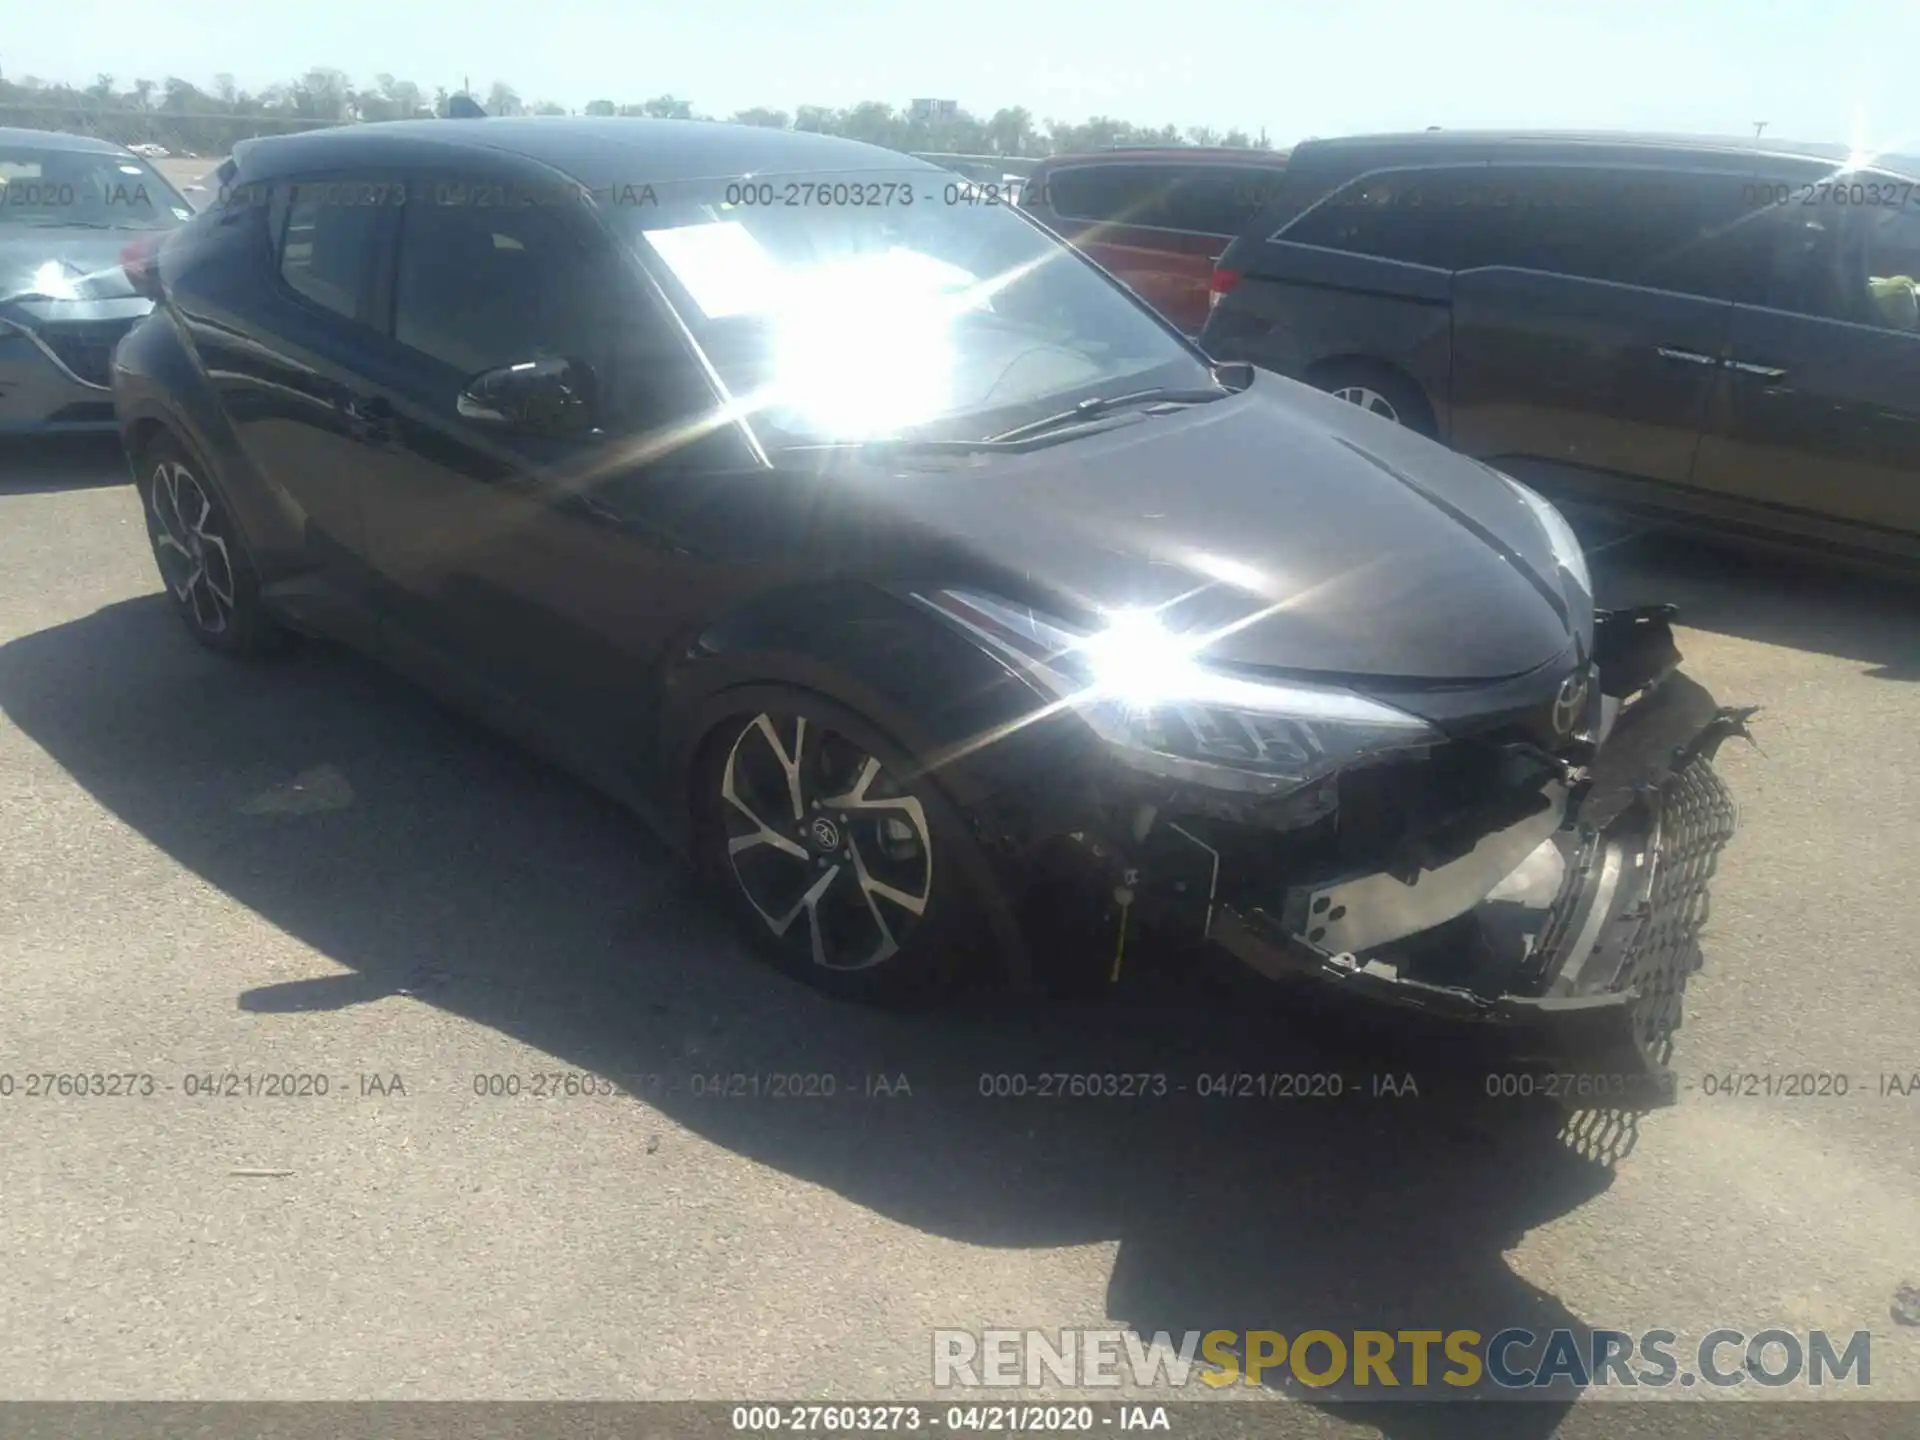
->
1616;758;1740;1060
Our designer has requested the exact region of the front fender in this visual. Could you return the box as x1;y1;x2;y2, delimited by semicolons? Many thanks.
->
656;580;1092;853
657;581;1095;994
112;310;246;528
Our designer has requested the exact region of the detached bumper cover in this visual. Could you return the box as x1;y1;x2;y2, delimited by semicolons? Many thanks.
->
1207;612;1754;1106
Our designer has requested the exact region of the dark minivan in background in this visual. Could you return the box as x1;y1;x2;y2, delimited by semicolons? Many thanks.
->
1199;131;1920;566
1021;147;1291;334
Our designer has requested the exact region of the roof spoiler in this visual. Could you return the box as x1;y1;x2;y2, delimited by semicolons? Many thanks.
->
446;94;488;119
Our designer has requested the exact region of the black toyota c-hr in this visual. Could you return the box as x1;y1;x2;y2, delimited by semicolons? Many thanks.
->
111;116;1751;1101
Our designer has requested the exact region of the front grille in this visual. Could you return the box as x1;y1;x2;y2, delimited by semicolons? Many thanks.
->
33;319;136;389
1613;757;1740;1060
1331;739;1544;869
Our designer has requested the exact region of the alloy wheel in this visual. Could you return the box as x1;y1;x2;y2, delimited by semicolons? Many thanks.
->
719;713;934;971
1330;385;1401;424
145;459;236;635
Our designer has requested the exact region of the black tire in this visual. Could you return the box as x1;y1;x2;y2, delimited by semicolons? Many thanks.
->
691;692;1007;1006
133;431;282;658
1311;361;1438;438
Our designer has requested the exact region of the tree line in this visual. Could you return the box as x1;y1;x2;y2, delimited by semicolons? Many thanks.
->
0;69;1276;160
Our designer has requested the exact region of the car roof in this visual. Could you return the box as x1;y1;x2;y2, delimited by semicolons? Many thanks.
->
236;117;943;187
1290;129;1920;177
0;126;132;156
1036;146;1292;169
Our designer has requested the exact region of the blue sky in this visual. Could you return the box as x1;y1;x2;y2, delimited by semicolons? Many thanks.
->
7;0;1916;148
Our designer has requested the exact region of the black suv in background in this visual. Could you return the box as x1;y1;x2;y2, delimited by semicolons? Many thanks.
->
1199;132;1920;566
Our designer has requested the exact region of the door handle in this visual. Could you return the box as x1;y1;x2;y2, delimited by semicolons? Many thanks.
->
1727;359;1788;379
1655;346;1716;366
343;394;396;439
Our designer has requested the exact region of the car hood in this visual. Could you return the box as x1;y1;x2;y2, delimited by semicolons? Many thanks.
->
837;374;1579;684
0;230;148;305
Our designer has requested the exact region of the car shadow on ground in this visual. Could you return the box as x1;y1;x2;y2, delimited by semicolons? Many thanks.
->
4;598;1694;1438
0;436;131;494
1580;517;1920;682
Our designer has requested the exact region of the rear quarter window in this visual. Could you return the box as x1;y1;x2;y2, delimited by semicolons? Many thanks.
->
1041;162;1292;237
269;176;391;323
1162;167;1291;237
1040;165;1182;229
1278;165;1487;269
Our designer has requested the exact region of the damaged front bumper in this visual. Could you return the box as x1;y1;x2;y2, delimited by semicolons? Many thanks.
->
1136;607;1756;1108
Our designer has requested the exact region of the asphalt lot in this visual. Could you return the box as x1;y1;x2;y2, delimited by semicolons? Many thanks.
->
2;435;1919;1430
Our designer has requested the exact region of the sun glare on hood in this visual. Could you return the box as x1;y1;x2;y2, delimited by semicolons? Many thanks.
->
26;260;83;301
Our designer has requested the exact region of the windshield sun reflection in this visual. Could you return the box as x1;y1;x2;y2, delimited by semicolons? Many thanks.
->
766;249;980;438
631;175;1203;448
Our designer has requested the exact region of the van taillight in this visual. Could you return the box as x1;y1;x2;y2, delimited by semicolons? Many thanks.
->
120;234;165;300
1208;267;1241;310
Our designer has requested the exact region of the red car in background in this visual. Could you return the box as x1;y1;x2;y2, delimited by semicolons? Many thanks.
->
1019;147;1291;334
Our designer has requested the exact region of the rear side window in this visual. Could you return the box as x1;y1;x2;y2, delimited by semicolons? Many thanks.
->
1044;162;1291;237
1758;193;1920;330
1452;167;1773;293
1280;165;1485;268
1164;167;1290;237
1860;201;1920;331
1043;164;1182;229
274;178;388;321
391;183;608;376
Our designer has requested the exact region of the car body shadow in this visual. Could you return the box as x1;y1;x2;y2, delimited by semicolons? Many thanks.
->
1580;517;1920;682
0;436;131;494
2;597;1652;1435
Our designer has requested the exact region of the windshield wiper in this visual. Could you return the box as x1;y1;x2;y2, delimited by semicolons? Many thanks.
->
983;384;1231;444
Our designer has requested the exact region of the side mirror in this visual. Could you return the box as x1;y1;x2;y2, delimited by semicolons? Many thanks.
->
1212;359;1255;392
457;356;598;436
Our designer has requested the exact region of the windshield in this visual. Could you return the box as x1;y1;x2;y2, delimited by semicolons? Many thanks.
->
608;168;1211;445
0;147;193;231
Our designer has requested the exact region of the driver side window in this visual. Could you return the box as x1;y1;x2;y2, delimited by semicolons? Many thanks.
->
1758;194;1920;332
1861;202;1920;333
391;181;605;376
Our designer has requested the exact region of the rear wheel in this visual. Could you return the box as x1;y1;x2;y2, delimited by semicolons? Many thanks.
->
693;694;1002;1005
1313;362;1437;438
135;432;280;657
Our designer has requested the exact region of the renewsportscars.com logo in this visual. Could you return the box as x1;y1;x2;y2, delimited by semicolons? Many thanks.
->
931;1328;1873;1392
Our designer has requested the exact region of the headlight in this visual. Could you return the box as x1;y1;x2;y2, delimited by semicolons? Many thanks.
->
1495;471;1591;602
919;591;1442;796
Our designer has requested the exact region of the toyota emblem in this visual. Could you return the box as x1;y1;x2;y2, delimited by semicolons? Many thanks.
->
1551;670;1591;737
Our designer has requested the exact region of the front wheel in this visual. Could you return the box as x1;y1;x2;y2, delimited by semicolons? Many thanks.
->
135;432;281;657
693;696;1002;1005
1312;362;1438;438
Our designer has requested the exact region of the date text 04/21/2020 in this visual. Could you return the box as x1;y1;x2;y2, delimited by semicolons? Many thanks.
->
727;1404;1169;1432
0;1072;407;1099
973;1072;1422;1099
